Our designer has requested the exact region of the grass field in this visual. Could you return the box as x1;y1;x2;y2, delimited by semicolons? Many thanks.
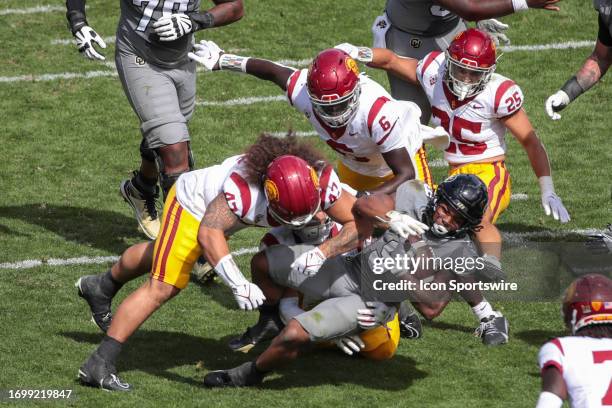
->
1;0;611;406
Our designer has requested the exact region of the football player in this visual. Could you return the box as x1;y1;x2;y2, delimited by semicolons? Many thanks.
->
337;28;570;263
545;0;612;120
75;135;358;391
65;0;244;239
188;41;450;194
536;274;612;408
375;0;561;124
202;174;507;388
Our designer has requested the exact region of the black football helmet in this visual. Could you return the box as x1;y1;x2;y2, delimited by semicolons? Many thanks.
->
425;174;488;237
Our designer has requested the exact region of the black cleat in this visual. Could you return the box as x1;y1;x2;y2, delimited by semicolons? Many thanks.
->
75;275;113;332
78;352;131;392
228;313;284;353
398;302;423;339
203;362;264;388
474;312;509;346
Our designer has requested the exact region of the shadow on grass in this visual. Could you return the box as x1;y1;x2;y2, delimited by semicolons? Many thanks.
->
425;319;473;334
0;204;144;253
61;330;427;391
513;329;566;348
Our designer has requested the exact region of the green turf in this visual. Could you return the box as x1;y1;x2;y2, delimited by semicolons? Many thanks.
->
0;0;609;406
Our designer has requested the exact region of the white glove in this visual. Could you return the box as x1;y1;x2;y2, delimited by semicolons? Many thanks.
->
188;40;224;71
334;43;373;63
153;13;193;42
74;26;107;61
335;335;365;356
290;247;326;276
545;90;570;120
357;301;397;329
539;176;570;223
477;19;510;45
383;210;429;238
232;283;266;311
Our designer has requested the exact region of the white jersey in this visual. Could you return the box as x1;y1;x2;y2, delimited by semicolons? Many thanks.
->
286;69;424;178
175;156;343;232
538;336;612;407
417;51;524;164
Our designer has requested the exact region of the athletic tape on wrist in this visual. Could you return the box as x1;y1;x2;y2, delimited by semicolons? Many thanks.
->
560;76;585;102
214;254;248;287
538;176;555;196
219;54;250;72
512;0;529;12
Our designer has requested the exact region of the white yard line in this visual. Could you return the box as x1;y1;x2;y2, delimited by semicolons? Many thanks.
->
0;229;600;270
197;95;286;106
500;40;594;52
0;5;64;15
0;70;117;83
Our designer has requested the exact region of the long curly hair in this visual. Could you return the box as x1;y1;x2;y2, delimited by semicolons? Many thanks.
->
241;132;328;184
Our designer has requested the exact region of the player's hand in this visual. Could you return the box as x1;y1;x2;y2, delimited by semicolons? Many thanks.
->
382;210;429;238
476;19;510;46
153;13;193;42
541;192;571;223
527;0;561;11
290;247;326;276
188;40;223;71
357;301;396;329
334;335;365;356
545;90;570;120
334;43;373;63
231;283;266;311
74;26;106;61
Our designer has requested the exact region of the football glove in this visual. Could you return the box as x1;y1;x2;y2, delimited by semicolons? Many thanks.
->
188;40;223;71
334;43;373;63
290;247;326;277
74;26;107;61
378;210;429;238
153;14;193;42
541;192;570;223
232;283;266;311
335;335;365;356
357;301;397;329
545;90;570;120
476;19;510;46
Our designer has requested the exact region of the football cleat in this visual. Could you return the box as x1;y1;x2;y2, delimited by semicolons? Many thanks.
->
474;312;509;346
398;302;423;339
191;256;217;284
203;362;264;388
119;178;161;240
228;313;284;353
78;352;131;392
75;275;112;333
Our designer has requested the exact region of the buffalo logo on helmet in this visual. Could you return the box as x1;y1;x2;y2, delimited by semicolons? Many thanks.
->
264;179;280;202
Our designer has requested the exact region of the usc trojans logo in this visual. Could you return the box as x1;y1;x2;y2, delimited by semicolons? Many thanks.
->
345;57;359;76
264;179;280;202
309;167;320;189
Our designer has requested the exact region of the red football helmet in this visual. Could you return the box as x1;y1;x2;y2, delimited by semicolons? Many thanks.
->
562;274;612;334
264;155;321;228
445;28;497;100
307;48;361;128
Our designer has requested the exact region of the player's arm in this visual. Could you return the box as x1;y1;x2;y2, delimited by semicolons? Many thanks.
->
367;149;416;195
545;21;612;120
65;0;107;60
434;0;560;21
318;193;359;258
199;192;265;310
188;41;295;90
191;0;244;30
502;110;570;223
535;367;567;407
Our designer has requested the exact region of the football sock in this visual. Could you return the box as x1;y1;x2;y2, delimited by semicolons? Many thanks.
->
100;269;124;298
471;300;494;321
131;171;158;197
97;335;123;366
259;303;279;317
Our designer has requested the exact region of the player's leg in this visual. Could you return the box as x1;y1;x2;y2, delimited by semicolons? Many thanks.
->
75;241;154;332
456;274;509;346
78;186;201;391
